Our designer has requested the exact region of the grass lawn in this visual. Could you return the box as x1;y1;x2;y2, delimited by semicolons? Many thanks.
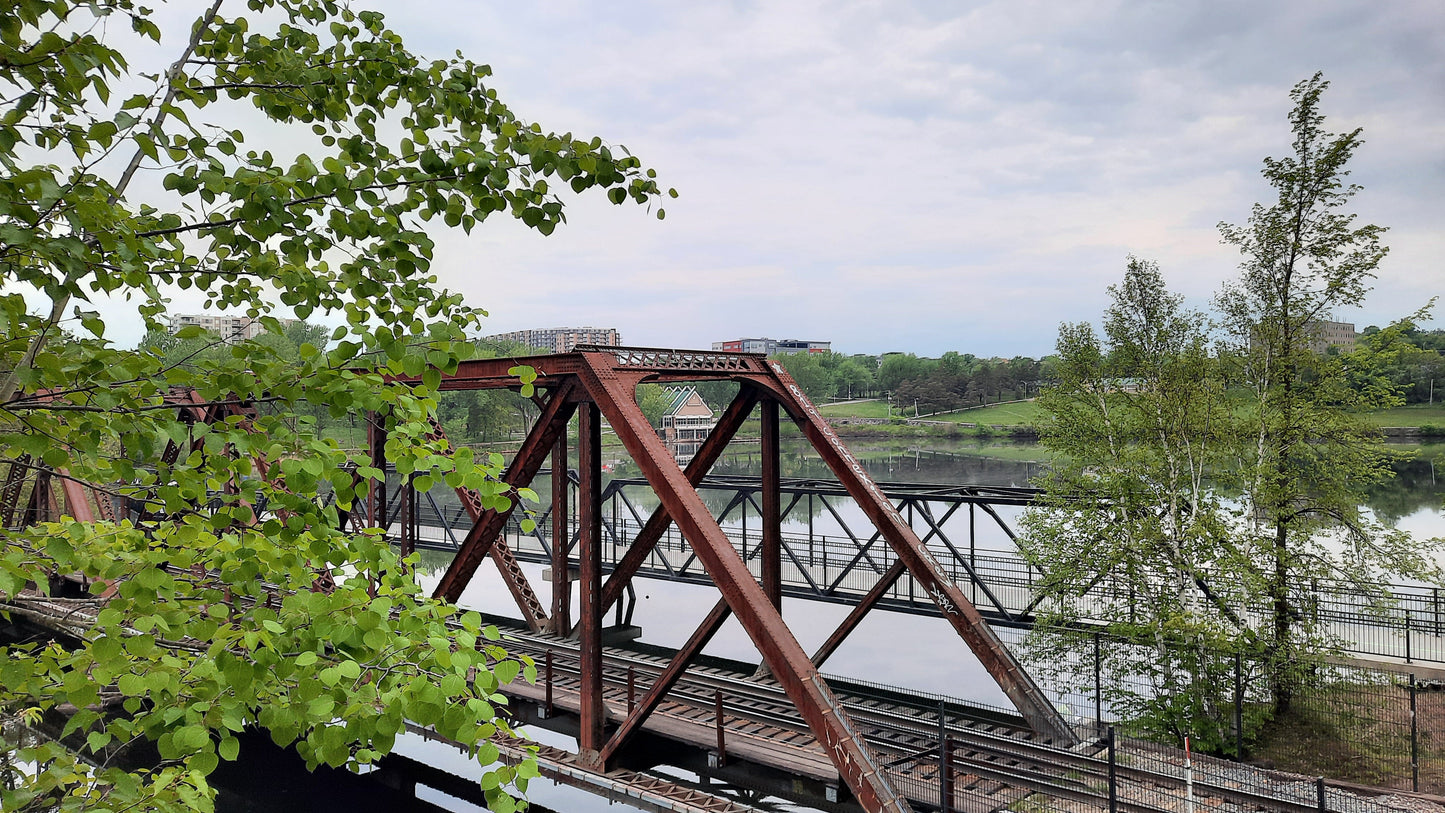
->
1364;404;1445;427
817;399;891;419
816;398;1045;426
930;400;1044;426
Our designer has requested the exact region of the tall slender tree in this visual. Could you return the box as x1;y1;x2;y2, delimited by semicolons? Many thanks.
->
1216;73;1438;711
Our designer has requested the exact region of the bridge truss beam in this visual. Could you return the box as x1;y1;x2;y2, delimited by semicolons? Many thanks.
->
379;345;1076;812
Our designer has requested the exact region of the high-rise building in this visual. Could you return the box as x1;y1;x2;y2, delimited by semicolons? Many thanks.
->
167;313;288;343
482;327;622;354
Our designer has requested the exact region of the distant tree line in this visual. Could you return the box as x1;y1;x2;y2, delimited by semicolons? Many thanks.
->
768;349;1056;413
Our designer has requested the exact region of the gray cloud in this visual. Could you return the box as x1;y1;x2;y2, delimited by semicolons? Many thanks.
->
97;1;1443;356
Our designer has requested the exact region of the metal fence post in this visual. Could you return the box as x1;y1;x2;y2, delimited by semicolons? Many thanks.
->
1108;726;1118;813
628;666;636;713
1411;674;1419;793
545;650;554;717
1405;609;1413;664
1094;631;1103;729
1234;652;1244;758
1434;587;1441;636
740;500;747;559
939;700;950;813
1316;776;1325;812
808;493;814;559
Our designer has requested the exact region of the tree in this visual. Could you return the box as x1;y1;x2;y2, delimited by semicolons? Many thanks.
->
636;382;670;427
0;2;671;811
1215;73;1439;710
876;352;932;392
771;351;834;402
831;357;874;400
1022;258;1242;749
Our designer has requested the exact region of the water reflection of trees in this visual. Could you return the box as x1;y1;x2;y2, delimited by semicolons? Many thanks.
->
1365;444;1445;524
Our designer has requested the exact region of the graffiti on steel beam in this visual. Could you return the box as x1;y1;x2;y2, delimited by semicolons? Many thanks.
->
927;586;959;617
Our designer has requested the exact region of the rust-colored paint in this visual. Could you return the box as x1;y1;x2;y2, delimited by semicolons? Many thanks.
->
760;399;782;610
550;432;571;634
573;351;909;813
576;399;605;765
600;598;731;766
760;358;1076;746
810;558;907;669
595;388;760;620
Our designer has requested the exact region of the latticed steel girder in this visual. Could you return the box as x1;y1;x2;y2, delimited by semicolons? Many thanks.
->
381;345;1077;812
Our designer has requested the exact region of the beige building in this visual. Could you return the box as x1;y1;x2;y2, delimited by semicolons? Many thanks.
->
167;313;294;343
1309;320;1357;353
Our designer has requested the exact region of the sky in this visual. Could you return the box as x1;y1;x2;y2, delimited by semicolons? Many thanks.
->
137;1;1445;357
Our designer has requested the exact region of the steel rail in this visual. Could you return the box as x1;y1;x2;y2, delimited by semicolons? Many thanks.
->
493;629;1352;813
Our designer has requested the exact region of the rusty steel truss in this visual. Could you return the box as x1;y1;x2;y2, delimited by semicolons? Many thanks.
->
2;349;1074;813
367;346;1075;812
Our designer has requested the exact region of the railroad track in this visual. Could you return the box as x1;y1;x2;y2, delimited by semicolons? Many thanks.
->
4;588;1381;813
494;624;1381;813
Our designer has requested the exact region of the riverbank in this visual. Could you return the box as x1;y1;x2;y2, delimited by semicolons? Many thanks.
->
817;399;1445;439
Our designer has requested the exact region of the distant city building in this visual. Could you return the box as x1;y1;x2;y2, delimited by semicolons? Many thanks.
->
483;327;622;354
712;337;830;355
1309;320;1357;353
167;313;293;343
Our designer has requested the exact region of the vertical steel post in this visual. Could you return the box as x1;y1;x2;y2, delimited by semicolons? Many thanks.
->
544;650;553;717
938;700;950;813
761;400;782;610
1234;652;1244;757
1107;726;1118;813
399;473;416;561
715;689;726;767
366;411;387;534
968;502;976;603
577;401;604;765
1411;674;1419;793
1094;631;1103;729
1316;777;1325;812
551;432;571;634
409;472;419;553
1406;609;1413;664
1434;588;1441;636
628;666;636;713
808;493;814;559
740;495;747;559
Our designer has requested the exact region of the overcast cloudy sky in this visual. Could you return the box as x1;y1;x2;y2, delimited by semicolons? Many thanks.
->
175;2;1445;357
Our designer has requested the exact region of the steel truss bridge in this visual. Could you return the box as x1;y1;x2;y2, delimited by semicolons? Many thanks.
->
372;472;1444;670
3;345;1431;813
